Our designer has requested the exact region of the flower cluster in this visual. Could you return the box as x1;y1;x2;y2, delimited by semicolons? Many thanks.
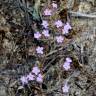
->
34;30;50;39
33;2;72;56
63;57;72;70
62;58;72;93
43;2;57;16
20;1;74;94
20;66;43;85
42;7;72;42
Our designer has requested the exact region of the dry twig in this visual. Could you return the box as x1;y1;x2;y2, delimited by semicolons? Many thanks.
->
68;11;96;18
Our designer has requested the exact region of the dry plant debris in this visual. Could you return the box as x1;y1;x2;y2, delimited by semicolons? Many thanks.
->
0;0;96;96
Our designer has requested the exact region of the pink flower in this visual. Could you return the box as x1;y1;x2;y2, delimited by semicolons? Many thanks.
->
62;28;69;34
63;62;71;70
34;32;41;39
44;9;52;16
36;46;44;54
36;73;43;83
52;3;57;8
56;36;64;43
42;29;50;37
66;57;72;63
62;22;72;34
20;76;28;85
54;20;63;28
32;66;40;75
41;20;49;28
27;73;35;81
62;83;69;93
